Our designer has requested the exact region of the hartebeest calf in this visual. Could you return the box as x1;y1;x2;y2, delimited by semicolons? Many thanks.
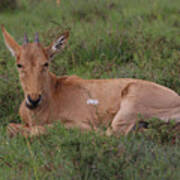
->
1;25;180;137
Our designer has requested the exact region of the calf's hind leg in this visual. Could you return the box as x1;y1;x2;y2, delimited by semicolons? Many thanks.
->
106;93;180;136
106;98;140;136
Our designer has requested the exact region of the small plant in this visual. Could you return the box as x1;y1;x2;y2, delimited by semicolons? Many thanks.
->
134;118;180;144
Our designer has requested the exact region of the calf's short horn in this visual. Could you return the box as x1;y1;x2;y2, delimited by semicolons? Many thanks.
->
24;33;29;44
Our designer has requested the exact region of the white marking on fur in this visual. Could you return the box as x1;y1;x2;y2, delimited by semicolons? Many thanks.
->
52;35;65;51
5;41;15;56
52;45;57;51
87;99;99;105
57;36;64;42
26;97;31;106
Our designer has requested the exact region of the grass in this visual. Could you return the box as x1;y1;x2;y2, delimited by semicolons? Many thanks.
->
0;0;180;179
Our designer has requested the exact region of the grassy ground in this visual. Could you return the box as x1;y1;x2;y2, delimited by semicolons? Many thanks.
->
0;0;180;179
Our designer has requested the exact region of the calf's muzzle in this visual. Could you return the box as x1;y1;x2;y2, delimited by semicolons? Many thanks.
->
26;94;42;110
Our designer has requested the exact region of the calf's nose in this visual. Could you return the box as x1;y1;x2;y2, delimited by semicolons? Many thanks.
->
27;94;41;107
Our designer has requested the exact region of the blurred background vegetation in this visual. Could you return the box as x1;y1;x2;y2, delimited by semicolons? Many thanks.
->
0;0;180;179
0;0;17;10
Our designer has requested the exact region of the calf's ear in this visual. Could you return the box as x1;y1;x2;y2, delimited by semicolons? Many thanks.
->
46;31;69;60
1;25;21;58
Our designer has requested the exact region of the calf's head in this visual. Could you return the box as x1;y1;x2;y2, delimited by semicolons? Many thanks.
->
1;25;69;109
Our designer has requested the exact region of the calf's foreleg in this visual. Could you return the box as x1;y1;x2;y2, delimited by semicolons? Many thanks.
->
7;123;52;138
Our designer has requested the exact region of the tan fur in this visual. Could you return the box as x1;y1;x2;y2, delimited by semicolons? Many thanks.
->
2;26;180;137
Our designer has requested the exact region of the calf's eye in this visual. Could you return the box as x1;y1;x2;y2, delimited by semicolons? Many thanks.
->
17;64;23;68
44;62;49;67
